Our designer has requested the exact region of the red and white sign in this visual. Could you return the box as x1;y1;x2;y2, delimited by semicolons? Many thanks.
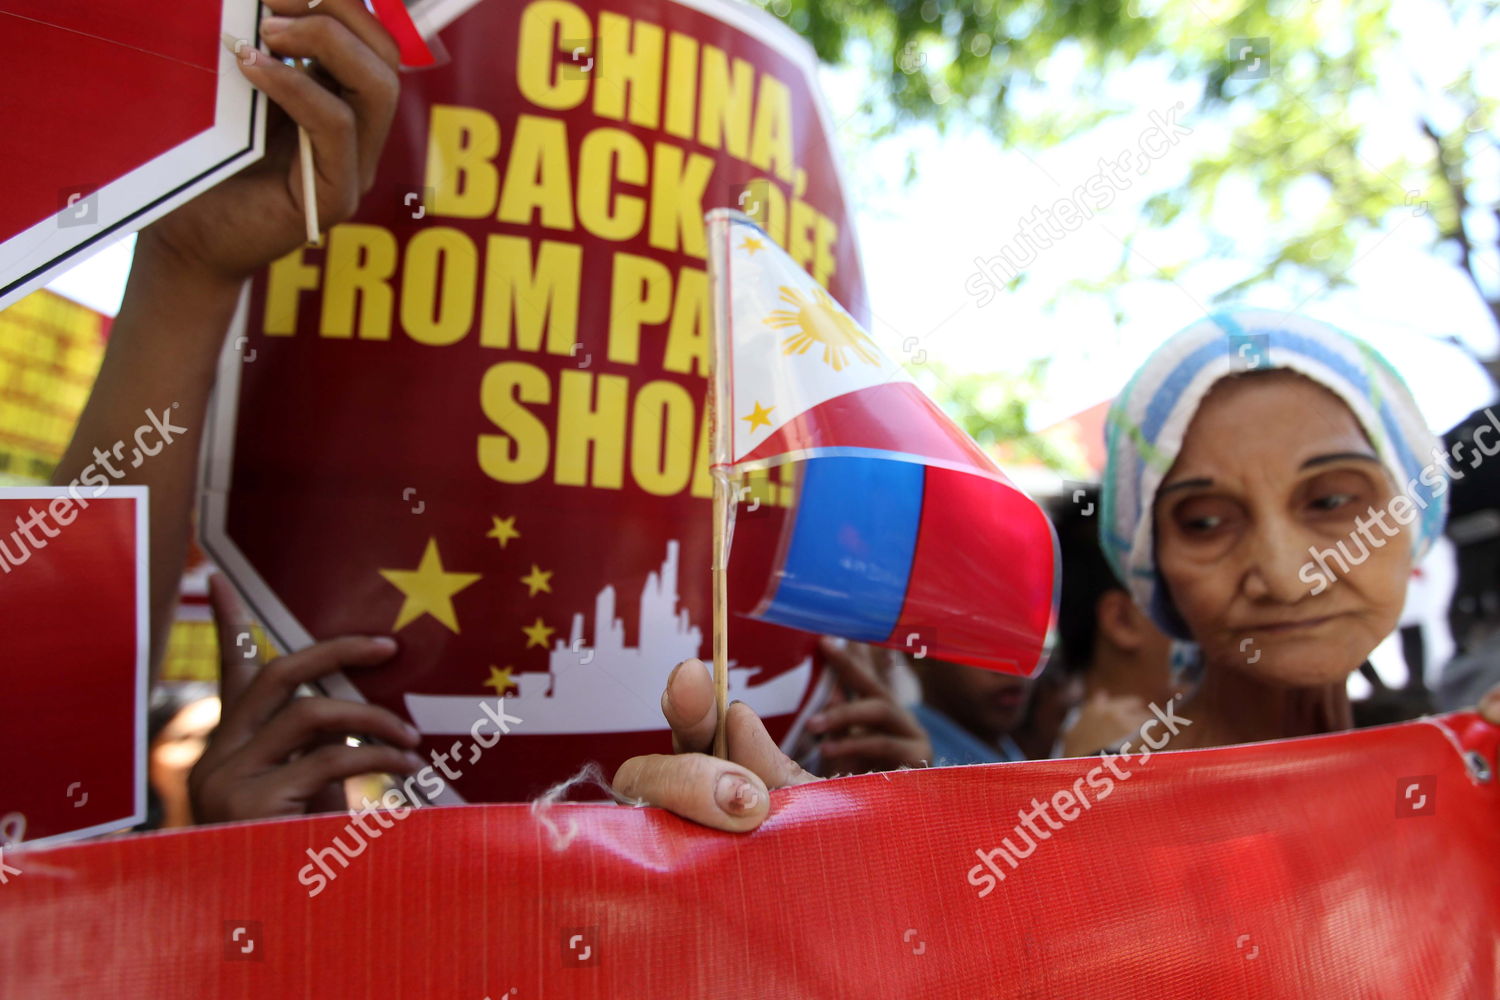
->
0;487;149;847
0;1;266;310
202;0;866;802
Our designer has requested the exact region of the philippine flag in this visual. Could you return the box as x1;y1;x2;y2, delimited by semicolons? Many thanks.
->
707;209;1057;676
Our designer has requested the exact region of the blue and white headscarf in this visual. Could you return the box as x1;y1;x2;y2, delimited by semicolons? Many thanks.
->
1099;309;1447;639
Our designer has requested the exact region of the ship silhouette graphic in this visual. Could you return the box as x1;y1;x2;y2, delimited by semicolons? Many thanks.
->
404;541;813;735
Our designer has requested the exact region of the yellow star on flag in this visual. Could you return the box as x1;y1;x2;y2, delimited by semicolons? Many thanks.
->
520;564;553;596
483;665;518;696
487;515;520;548
740;235;766;255
742;401;775;432
522;617;555;649
378;538;481;633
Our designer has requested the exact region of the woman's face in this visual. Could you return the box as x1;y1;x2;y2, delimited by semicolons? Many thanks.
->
1153;371;1413;686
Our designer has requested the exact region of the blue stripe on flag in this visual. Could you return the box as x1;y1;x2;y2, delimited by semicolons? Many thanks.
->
758;455;923;642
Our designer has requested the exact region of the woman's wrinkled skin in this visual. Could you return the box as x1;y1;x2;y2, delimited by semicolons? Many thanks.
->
1152;371;1414;748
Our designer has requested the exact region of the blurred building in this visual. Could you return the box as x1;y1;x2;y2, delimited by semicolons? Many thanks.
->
0;289;220;683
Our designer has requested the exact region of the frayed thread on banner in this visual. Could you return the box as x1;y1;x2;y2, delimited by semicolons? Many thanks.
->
530;762;648;852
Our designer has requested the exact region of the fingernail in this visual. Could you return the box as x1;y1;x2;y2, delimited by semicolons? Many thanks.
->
402;752;425;771
370;637;398;654
807;713;827;732
220;32;258;66
715;773;760;816
259;16;293;35
402;722;421;744
663;660;690;712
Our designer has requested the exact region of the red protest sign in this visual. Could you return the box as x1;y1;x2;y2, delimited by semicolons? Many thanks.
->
203;0;867;802
1;714;1496;996
0;1;265;310
0;487;148;847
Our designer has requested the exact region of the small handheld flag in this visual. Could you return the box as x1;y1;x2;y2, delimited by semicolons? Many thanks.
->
706;209;1056;733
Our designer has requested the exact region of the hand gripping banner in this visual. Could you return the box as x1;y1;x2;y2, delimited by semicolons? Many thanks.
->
1;713;1495;997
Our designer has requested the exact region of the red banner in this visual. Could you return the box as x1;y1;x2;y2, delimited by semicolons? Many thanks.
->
203;0;865;803
1;714;1495;997
0;487;147;847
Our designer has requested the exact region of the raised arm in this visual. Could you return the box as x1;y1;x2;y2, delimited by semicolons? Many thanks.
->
51;0;400;674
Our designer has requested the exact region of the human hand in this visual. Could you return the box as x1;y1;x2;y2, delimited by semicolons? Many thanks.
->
141;0;400;288
1059;689;1153;758
612;658;820;833
1479;684;1500;727
806;638;932;774
188;574;423;823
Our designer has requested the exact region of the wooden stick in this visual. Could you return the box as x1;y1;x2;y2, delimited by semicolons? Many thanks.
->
705;210;735;760
296;60;320;245
711;471;731;759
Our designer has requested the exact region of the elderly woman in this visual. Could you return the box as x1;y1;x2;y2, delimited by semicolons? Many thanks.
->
612;308;1500;831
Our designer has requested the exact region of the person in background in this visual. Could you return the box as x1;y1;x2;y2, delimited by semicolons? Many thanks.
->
1008;655;1081;762
1435;404;1500;712
1046;487;1180;757
139;684;220;830
801;639;1033;772
906;654;1032;765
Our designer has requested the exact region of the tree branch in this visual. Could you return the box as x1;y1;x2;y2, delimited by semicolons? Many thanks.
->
1420;117;1478;285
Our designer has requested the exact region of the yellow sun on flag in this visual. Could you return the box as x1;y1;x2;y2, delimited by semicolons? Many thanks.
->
764;285;880;372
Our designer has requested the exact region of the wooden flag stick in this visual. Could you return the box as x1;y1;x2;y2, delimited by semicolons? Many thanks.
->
704;209;737;760
711;472;731;759
296;59;320;245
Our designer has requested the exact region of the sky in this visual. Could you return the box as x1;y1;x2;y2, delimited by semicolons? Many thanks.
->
814;12;1499;437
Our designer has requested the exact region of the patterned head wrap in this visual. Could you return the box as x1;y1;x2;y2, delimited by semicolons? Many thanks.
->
1099;309;1447;638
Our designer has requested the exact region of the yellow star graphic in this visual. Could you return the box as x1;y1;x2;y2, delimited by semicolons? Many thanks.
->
740;235;766;255
486;515;520;548
520;564;553;597
483;665;518;696
378;538;481;633
742;401;775;432
522;617;555;649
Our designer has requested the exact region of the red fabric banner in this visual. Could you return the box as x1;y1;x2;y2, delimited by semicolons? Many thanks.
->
1;713;1495;997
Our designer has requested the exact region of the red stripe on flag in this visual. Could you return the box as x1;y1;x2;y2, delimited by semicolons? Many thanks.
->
367;0;435;67
885;465;1055;674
